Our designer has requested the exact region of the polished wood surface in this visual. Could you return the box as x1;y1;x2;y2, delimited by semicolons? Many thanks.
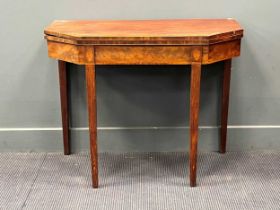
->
220;59;232;153
47;41;242;65
189;62;202;187
95;46;193;65
45;19;243;188
85;63;99;188
46;38;241;65
202;40;240;64
48;42;94;65
45;19;243;45
58;61;70;155
189;45;202;187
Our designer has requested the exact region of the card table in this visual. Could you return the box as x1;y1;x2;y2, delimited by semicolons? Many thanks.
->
44;19;244;188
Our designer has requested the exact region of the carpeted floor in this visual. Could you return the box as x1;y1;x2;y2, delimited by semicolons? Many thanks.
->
0;151;279;210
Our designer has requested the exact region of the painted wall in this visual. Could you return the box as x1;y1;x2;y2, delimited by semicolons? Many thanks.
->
0;0;279;152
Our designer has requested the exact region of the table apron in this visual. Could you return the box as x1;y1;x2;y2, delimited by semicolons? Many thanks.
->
47;39;241;65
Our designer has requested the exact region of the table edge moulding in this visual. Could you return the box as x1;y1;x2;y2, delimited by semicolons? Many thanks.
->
44;19;244;188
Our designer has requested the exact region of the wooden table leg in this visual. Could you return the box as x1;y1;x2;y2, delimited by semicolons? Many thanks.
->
58;60;70;155
220;59;232;153
85;64;99;188
189;62;202;187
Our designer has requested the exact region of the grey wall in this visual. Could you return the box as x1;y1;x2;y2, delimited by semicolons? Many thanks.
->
0;0;279;152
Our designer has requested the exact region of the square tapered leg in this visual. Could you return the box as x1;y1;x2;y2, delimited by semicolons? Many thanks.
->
220;59;232;153
85;64;99;188
58;60;70;155
189;62;202;187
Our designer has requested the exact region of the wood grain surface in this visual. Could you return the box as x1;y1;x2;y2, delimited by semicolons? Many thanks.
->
47;41;241;65
95;46;193;65
45;19;243;45
85;63;99;188
58;60;70;155
220;59;232;153
189;62;202;187
47;41;94;64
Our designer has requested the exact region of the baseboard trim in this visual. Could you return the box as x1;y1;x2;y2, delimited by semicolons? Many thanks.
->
1;125;280;132
0;126;279;152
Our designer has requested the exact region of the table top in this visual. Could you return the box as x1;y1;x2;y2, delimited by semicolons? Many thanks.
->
44;19;243;45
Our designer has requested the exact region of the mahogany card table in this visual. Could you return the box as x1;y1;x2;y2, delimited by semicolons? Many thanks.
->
44;19;244;188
